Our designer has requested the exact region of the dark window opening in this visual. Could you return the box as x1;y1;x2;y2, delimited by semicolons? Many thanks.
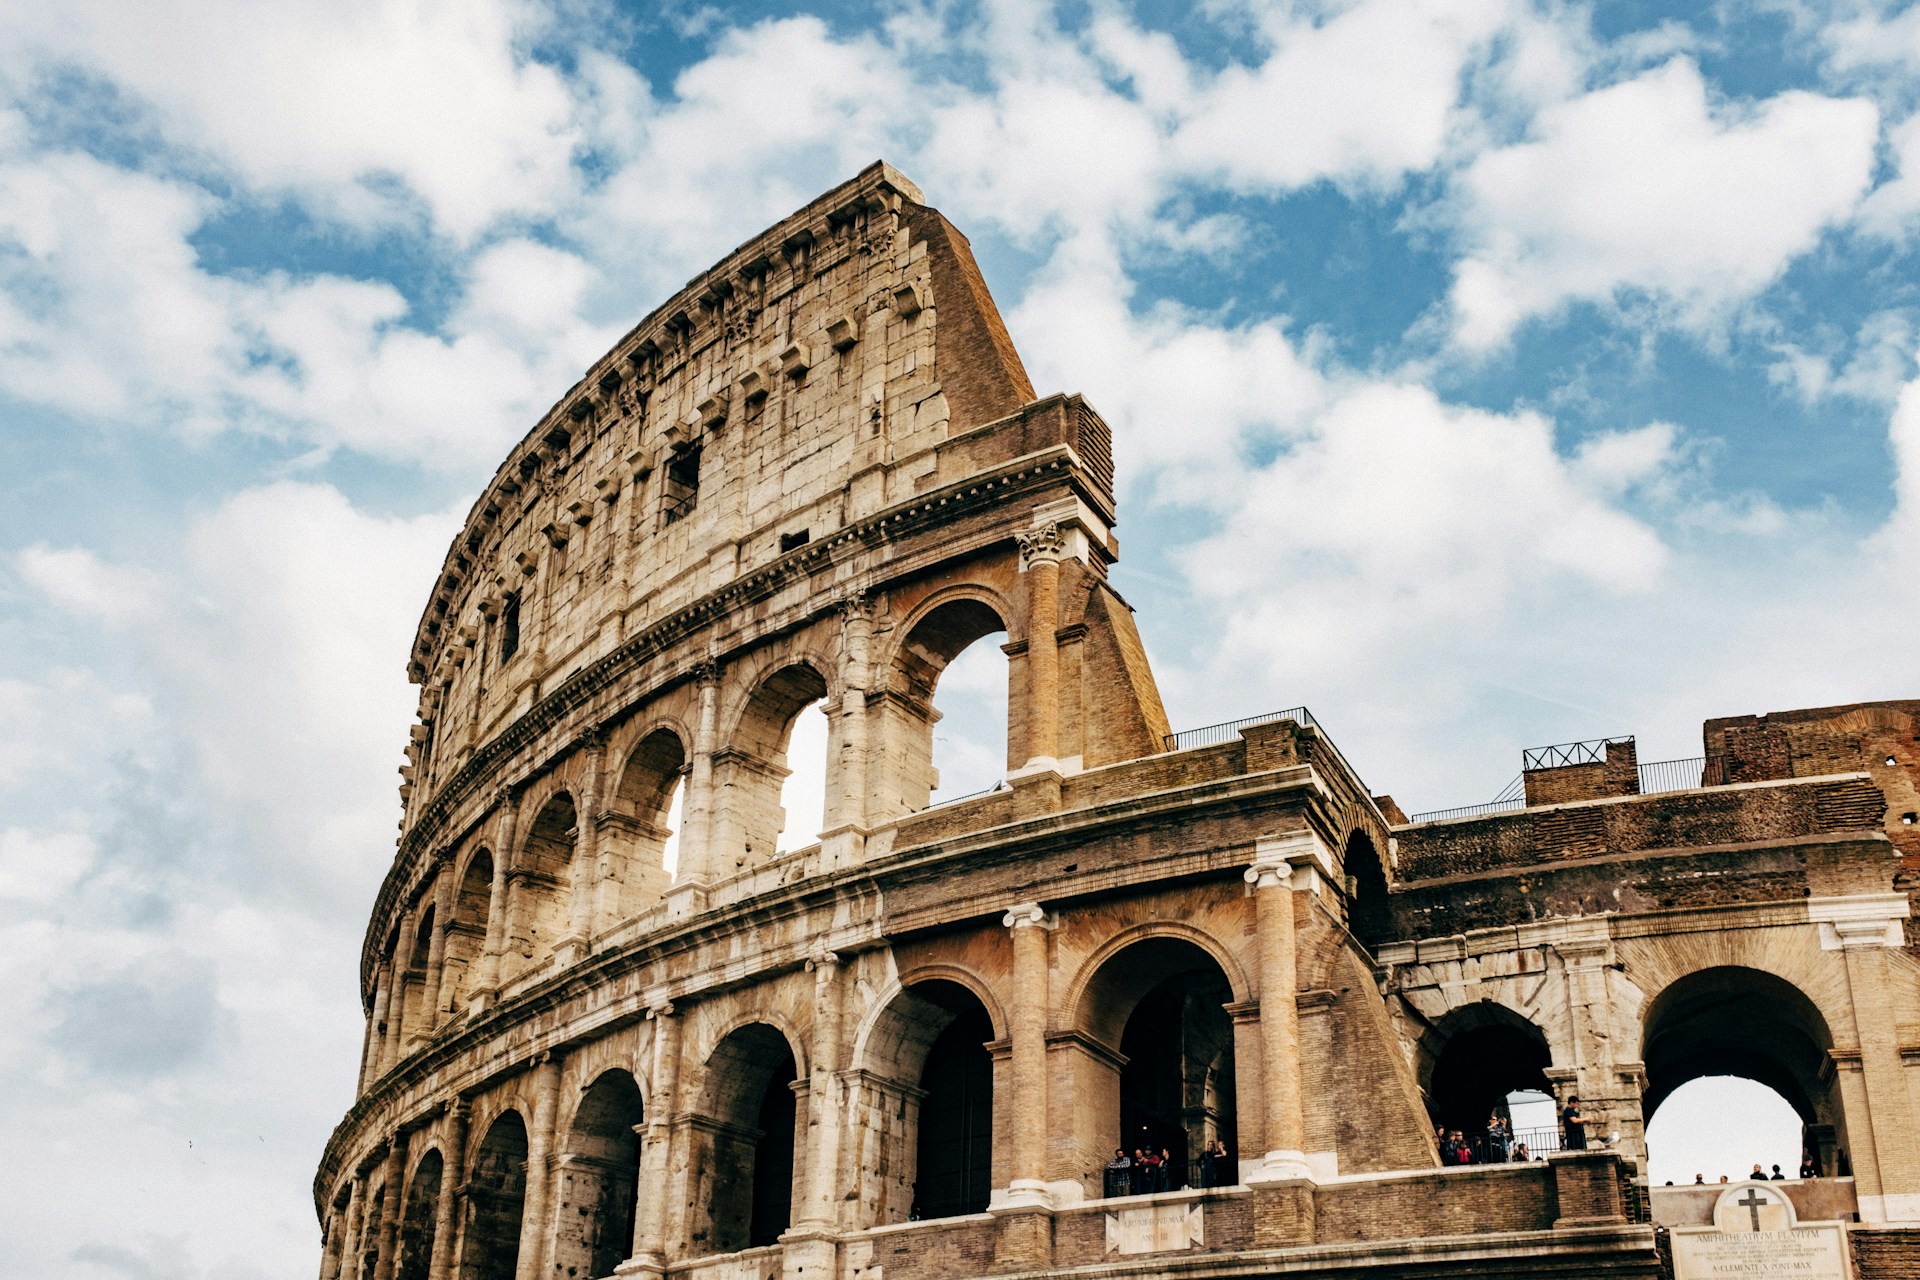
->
915;1000;994;1219
499;594;520;663
1118;967;1237;1193
779;529;810;554
749;1051;797;1247
663;445;701;524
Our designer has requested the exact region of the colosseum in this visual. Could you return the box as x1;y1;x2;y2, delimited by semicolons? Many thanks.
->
316;163;1920;1280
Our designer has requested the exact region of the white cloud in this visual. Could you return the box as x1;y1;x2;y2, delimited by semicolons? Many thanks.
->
1446;59;1878;348
0;0;583;240
1177;0;1508;193
17;544;162;624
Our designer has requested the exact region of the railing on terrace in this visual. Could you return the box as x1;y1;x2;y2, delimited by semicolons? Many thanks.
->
1408;757;1727;823
1161;705;1371;804
1522;735;1632;770
1639;756;1711;795
1164;706;1318;752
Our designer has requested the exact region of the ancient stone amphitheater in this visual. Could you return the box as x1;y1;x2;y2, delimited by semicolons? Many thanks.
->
316;163;1920;1280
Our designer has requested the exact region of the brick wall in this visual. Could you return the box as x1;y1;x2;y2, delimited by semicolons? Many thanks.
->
1396;776;1886;883
1312;1164;1557;1242
1850;1227;1920;1279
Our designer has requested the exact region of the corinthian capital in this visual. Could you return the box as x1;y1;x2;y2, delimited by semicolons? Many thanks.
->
1016;522;1063;567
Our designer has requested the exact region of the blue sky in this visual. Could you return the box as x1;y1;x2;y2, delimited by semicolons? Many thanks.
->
2;0;1916;1273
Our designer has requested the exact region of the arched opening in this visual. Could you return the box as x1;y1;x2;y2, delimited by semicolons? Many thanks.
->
885;599;1011;816
1077;937;1238;1194
553;1069;646;1280
778;702;829;853
442;850;493;1013
1343;832;1393;950
394;1148;441;1280
914;986;995;1219
459;1111;528;1280
403;906;435;1041
1646;1077;1805;1185
715;665;830;873
689;1024;800;1256
1419;1003;1553;1163
608;729;686;915
508;793;577;976
1642;967;1843;1183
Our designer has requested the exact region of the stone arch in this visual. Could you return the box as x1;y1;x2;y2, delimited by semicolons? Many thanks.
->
853;963;1009;1070
394;1145;442;1280
1639;964;1844;1174
1065;922;1252;1041
605;725;688;917
686;1020;804;1256
507;790;578;977
442;847;493;1014
869;977;1000;1224
711;661;833;875
1070;932;1242;1194
1417;1001;1555;1151
459;1109;528;1280
871;592;1015;818
552;1068;647;1280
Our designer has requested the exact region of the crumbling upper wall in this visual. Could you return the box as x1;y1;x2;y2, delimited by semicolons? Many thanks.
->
399;162;1065;821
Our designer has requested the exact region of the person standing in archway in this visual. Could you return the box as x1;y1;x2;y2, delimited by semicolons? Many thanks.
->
1560;1095;1587;1151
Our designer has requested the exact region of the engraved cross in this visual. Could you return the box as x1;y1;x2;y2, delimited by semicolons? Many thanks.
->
1737;1188;1768;1232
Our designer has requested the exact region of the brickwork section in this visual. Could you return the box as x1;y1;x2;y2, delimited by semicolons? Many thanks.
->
1850;1227;1920;1279
1396;776;1887;882
1312;1165;1557;1242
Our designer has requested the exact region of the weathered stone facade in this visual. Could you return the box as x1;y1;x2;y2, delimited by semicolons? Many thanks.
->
315;164;1920;1280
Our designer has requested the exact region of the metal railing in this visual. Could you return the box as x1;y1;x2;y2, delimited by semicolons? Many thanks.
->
1407;797;1527;824
1637;756;1704;795
1407;757;1728;824
1522;735;1632;770
1164;706;1317;752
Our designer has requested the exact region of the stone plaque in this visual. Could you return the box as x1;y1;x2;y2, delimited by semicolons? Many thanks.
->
1104;1201;1204;1255
1671;1182;1851;1280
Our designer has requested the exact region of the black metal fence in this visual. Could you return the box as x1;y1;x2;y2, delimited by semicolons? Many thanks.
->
1163;707;1318;752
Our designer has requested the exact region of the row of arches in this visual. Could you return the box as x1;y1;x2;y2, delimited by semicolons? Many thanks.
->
1418;966;1847;1181
368;601;1016;1080
338;934;1248;1280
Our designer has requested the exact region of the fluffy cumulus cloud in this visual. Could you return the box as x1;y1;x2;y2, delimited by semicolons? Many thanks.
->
6;0;1920;1273
1447;58;1878;347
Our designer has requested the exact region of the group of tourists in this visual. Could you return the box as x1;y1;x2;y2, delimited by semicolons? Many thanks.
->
1435;1114;1535;1166
1102;1138;1233;1197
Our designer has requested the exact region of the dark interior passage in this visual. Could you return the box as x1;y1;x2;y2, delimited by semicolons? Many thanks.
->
552;1069;646;1279
1117;962;1237;1190
459;1112;528;1280
395;1149;440;1280
913;986;994;1219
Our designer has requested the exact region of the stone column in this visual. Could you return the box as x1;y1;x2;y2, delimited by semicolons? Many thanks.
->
671;662;721;902
560;729;607;962
822;594;874;868
515;1052;563;1280
628;1003;682;1275
1838;922;1920;1222
472;787;519;1010
1244;832;1319;1185
318;1201;346;1280
427;1100;469;1280
1016;525;1062;769
337;1174;367;1280
383;903;421;1075
361;969;391;1093
797;947;845;1228
1001;902;1054;1205
372;1133;409;1280
423;855;457;1032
